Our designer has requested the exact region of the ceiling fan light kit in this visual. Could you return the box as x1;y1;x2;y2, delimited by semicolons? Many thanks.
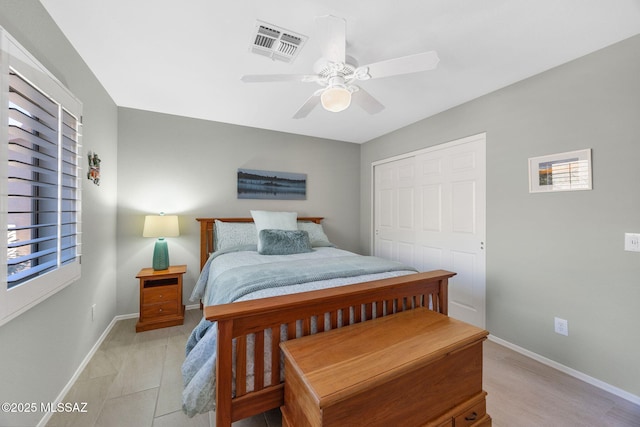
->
242;15;439;118
321;86;351;112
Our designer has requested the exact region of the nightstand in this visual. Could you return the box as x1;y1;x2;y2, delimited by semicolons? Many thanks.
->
135;265;186;332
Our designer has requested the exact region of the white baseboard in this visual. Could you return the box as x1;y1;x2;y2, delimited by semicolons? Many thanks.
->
36;314;129;427
37;307;201;427
488;335;640;406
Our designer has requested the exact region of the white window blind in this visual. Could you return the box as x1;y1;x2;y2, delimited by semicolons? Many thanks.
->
1;28;82;326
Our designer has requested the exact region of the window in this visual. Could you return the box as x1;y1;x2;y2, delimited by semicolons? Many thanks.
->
0;28;82;326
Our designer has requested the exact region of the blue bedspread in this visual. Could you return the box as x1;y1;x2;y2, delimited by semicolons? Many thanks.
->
181;248;416;417
208;255;414;307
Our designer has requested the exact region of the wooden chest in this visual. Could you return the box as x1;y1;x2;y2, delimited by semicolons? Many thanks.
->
279;307;491;427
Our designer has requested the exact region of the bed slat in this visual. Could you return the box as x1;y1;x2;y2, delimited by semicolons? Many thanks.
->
365;302;373;320
236;335;247;397
254;331;264;391
354;304;362;323
270;327;280;387
302;317;311;336
329;310;338;329
384;299;391;315
287;323;295;340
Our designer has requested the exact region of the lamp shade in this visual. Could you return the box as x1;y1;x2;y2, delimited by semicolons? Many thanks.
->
321;86;351;112
143;215;179;238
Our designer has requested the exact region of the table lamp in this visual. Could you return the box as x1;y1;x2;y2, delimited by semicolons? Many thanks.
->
142;213;179;270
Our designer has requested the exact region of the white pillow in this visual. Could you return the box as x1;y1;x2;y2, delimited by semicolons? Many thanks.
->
297;221;333;247
214;220;258;251
250;210;298;233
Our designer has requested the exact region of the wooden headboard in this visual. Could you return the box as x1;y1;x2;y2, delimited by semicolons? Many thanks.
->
196;217;324;270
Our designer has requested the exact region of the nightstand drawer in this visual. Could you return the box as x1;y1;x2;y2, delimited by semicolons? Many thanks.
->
143;285;178;303
142;301;178;318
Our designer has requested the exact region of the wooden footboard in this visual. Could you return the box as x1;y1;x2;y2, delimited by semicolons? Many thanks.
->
204;269;455;427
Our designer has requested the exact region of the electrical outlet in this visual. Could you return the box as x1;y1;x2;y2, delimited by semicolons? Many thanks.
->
91;304;96;321
624;233;640;252
554;317;568;336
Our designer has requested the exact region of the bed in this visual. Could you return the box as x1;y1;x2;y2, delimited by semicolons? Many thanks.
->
182;214;455;427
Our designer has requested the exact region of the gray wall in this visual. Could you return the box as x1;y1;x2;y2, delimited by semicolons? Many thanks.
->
116;108;361;315
0;2;118;427
361;35;640;397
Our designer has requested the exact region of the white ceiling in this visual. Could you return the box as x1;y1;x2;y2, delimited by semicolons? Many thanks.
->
40;0;640;144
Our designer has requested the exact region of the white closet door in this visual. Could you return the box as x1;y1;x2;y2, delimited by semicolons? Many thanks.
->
374;156;417;265
373;134;486;327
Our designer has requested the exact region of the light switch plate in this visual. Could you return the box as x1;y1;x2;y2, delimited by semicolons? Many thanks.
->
624;233;640;252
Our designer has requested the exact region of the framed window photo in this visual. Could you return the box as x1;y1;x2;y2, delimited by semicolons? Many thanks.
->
528;149;592;193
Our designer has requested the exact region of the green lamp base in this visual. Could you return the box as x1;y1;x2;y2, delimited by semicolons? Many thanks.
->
152;238;170;270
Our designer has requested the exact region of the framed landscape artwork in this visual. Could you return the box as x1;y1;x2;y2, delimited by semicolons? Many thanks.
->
528;149;592;193
237;168;307;200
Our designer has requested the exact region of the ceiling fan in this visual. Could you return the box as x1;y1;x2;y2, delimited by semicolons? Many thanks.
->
241;15;439;119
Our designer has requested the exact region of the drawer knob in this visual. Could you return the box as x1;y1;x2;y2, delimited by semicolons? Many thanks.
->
159;308;163;312
465;412;478;421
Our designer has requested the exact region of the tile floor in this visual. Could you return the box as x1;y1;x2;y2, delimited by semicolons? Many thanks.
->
46;309;279;427
46;308;640;427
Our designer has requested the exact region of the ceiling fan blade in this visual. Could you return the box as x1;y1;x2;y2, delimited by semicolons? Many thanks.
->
360;50;439;80
241;74;318;83
292;94;321;119
316;15;346;64
352;87;385;115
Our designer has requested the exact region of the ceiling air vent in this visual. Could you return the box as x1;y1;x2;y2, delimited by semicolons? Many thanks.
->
250;21;307;63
